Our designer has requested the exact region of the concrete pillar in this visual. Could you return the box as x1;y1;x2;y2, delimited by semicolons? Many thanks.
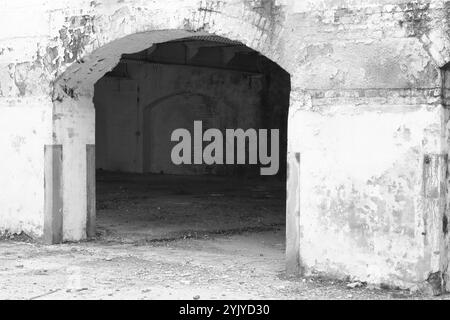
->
286;151;302;275
86;144;96;238
43;145;63;244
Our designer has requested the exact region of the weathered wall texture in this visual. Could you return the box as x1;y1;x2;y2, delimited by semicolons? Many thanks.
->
284;0;450;292
0;98;52;237
2;0;450;291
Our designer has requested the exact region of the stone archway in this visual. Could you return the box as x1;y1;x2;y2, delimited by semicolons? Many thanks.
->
50;29;295;269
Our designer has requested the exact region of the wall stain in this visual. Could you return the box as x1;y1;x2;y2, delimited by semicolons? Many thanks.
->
59;15;95;63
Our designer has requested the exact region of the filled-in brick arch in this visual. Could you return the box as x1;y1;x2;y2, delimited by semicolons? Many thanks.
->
92;36;291;242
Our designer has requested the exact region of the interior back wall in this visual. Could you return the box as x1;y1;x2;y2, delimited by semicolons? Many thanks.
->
94;62;265;175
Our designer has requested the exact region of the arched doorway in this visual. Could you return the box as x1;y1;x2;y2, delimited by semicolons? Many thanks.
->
91;34;290;242
51;30;292;270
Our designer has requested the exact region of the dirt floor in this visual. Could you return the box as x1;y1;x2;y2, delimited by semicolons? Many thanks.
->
0;230;445;300
96;172;286;242
0;173;448;300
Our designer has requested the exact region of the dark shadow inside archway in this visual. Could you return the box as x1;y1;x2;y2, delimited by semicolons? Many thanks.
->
93;35;291;245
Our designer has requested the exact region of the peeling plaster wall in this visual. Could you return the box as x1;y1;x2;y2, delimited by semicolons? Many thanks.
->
284;0;449;290
0;99;52;237
289;103;443;287
2;0;450;289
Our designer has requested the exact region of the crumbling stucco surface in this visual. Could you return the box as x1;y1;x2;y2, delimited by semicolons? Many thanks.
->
2;0;450;291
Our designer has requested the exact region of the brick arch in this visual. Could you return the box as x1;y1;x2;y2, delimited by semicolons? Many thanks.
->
50;22;293;242
53;0;289;99
54;31;286;99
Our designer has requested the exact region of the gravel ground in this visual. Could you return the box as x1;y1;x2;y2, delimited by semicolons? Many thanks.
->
0;229;446;300
1;173;446;300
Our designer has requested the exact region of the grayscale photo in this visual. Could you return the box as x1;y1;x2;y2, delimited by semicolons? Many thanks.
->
0;0;449;306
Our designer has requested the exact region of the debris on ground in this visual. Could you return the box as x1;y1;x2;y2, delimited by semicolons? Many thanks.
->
347;281;365;289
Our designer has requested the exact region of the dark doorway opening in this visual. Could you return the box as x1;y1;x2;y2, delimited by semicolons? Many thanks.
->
93;36;291;243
